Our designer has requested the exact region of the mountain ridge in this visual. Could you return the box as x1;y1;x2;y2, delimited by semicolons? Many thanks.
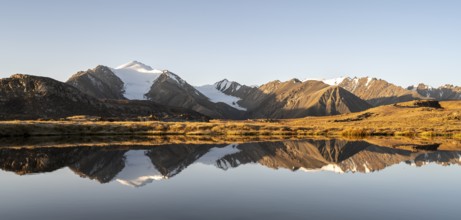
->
2;60;460;120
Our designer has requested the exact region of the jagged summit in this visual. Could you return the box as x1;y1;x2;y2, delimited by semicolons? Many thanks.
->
214;79;243;92
408;83;461;100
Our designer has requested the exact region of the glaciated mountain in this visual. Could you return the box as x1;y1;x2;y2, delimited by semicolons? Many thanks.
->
66;61;162;100
237;79;371;118
407;83;461;100
328;77;424;106
66;61;246;119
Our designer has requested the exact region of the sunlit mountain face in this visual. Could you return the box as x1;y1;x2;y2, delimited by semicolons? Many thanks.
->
1;139;460;187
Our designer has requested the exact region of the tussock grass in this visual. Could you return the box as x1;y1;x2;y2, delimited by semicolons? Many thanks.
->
1;101;460;138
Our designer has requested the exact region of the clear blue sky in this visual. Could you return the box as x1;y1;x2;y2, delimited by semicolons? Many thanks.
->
1;0;460;87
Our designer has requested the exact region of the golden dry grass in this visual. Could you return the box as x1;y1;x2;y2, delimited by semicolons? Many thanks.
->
0;101;460;138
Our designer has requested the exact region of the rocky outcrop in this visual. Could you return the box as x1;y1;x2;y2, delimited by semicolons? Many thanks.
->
412;100;442;108
214;79;258;99
66;65;126;100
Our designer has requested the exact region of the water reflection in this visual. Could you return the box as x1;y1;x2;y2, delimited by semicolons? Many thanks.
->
1;138;460;187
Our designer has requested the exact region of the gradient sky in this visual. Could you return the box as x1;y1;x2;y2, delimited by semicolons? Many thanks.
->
1;0;460;87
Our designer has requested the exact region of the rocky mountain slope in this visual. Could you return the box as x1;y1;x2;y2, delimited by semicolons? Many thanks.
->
11;61;459;120
239;79;372;118
144;71;246;119
66;65;126;100
0;74;205;120
213;79;257;100
335;77;424;106
408;83;461;100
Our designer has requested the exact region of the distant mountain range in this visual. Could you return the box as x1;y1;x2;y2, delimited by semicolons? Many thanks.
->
1;60;460;120
1;139;460;187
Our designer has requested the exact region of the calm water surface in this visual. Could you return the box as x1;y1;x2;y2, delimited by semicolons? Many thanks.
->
1;138;461;220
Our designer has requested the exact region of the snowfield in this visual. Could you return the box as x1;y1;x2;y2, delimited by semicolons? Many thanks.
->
195;84;247;111
112;61;163;100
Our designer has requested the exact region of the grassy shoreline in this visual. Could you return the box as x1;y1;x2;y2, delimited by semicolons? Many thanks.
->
1;101;460;139
0;119;459;139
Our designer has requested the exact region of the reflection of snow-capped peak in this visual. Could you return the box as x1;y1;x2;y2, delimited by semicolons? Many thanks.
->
115;150;166;187
196;144;241;169
299;164;345;174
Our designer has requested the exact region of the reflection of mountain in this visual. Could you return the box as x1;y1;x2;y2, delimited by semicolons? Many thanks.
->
0;140;460;187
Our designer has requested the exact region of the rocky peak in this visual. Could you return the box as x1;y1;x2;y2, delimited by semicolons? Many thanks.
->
66;65;125;100
214;79;242;93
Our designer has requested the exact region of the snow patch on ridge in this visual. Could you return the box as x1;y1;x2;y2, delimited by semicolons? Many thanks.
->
195;85;247;111
304;77;347;86
216;79;232;91
165;71;186;86
112;61;163;100
323;77;347;86
365;77;373;87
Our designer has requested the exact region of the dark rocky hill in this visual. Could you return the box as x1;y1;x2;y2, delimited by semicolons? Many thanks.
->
0;74;206;121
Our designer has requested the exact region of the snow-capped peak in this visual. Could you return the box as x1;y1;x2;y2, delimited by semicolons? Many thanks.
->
111;61;163;100
116;60;157;72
